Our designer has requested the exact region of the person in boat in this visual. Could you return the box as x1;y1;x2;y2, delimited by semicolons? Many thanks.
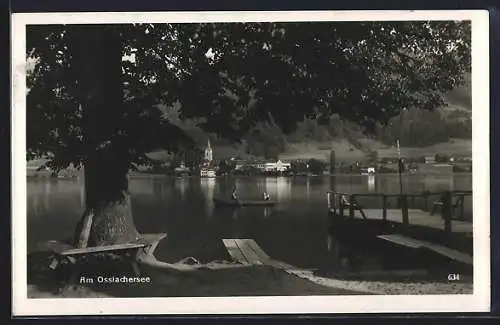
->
263;191;270;201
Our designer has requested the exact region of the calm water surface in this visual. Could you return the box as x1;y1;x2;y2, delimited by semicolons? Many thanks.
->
27;174;472;271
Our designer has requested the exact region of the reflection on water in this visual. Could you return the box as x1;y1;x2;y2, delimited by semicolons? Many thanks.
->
367;175;375;192
230;177;293;201
264;177;292;201
79;184;85;208
175;177;188;201
200;177;216;216
27;174;473;269
44;180;52;210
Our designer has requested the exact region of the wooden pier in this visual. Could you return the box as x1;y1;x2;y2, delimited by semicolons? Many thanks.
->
326;190;473;264
338;208;472;234
327;190;473;235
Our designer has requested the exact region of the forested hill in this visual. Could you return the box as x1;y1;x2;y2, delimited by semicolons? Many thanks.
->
155;73;471;161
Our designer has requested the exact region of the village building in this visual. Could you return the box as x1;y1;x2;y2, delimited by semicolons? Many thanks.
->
174;161;190;174
424;155;436;164
234;159;291;173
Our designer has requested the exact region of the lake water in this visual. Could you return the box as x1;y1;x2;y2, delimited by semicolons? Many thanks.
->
27;174;473;273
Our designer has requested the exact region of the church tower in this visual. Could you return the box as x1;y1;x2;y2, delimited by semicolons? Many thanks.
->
204;139;213;162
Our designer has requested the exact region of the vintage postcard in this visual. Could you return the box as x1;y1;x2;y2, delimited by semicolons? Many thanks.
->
12;10;490;315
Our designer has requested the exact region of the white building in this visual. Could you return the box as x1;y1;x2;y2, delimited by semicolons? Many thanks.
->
360;167;376;175
200;168;216;178
264;160;291;172
234;159;291;172
174;161;190;174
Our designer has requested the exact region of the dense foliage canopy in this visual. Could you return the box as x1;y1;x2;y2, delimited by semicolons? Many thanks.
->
26;21;471;170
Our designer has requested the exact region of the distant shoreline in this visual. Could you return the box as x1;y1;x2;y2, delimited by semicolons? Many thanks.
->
127;172;472;178
26;171;473;180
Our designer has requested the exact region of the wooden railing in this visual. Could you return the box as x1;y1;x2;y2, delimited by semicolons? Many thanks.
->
326;190;472;234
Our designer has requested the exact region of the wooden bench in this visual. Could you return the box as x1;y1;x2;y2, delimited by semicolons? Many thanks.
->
341;195;367;219
430;195;464;217
46;233;167;287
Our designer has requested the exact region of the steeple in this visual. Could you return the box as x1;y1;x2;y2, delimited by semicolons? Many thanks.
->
204;138;213;162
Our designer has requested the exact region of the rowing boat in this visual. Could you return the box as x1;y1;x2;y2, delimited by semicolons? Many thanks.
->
213;197;277;207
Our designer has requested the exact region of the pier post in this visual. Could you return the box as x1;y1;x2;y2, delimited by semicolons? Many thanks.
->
327;192;336;217
349;194;355;219
460;194;465;220
401;195;409;228
382;195;387;221
443;191;452;234
339;193;344;218
329;150;336;191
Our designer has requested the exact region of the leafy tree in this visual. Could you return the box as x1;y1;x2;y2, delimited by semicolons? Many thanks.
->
182;147;203;169
244;123;286;158
290;161;308;174
218;159;235;175
308;159;327;175
447;119;472;138
367;150;379;163
375;107;455;147
26;21;470;245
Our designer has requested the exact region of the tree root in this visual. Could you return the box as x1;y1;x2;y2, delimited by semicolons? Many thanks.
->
136;252;253;273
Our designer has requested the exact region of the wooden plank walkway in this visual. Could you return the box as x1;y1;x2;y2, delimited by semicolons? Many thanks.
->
346;208;473;234
377;234;473;265
222;238;298;270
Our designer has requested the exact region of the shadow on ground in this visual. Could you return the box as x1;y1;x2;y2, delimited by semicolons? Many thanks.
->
27;250;365;298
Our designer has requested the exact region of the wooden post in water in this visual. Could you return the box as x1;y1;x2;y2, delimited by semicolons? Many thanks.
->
382;195;388;221
460;194;465;220
337;193;344;219
443;191;452;234
401;195;409;228
329;149;336;191
396;140;408;229
339;193;344;218
349;194;355;219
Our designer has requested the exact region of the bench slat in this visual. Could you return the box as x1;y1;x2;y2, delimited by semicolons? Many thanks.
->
60;243;147;255
46;240;146;256
45;233;167;256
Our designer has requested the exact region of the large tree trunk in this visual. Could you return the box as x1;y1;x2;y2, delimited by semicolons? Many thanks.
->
70;25;140;246
83;152;139;246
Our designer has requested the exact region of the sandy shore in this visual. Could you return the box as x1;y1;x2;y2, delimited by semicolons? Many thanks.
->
285;269;473;295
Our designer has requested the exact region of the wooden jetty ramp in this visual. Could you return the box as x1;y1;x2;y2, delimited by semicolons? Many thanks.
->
222;238;386;294
220;238;469;295
326;191;473;265
222;238;298;270
377;234;473;265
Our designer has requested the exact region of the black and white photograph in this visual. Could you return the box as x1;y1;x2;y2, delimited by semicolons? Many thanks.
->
12;10;490;315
